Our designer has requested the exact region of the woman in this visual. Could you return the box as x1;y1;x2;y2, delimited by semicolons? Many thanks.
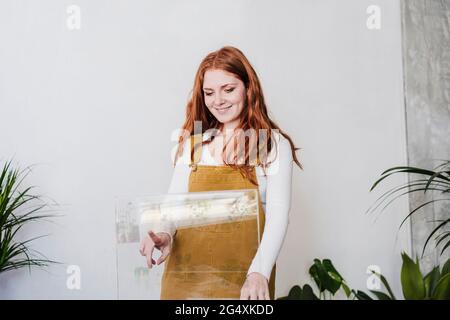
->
139;46;302;300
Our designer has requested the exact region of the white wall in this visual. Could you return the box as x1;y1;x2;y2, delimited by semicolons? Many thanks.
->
0;0;410;299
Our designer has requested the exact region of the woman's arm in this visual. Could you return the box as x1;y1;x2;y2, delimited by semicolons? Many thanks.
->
246;135;293;281
151;140;191;242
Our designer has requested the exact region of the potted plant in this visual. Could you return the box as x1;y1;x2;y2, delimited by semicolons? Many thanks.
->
368;161;450;257
356;252;450;300
277;258;356;300
281;160;450;300
361;160;450;300
0;160;57;274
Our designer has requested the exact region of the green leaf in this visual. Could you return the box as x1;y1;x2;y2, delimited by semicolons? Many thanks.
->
433;160;450;171
435;232;450;248
353;290;373;300
367;182;449;218
422;219;450;258
401;252;426;300
369;269;397;300
431;273;450;300
309;261;322;292
288;285;302;300
300;284;319;300
341;282;351;298
424;169;450;192
441;259;450;275
370;166;450;192
441;240;450;256
399;199;449;231
323;259;344;281
423;266;440;298
369;290;392;300
309;259;341;295
280;284;320;300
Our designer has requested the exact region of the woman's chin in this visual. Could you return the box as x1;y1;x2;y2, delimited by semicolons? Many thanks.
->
214;115;233;124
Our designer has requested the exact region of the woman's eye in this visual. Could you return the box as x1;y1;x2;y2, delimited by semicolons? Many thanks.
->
225;88;235;93
204;92;213;96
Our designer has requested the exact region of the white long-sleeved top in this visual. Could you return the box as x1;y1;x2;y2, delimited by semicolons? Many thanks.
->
158;132;293;281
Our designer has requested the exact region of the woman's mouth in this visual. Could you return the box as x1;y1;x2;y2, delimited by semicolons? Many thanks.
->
214;105;233;114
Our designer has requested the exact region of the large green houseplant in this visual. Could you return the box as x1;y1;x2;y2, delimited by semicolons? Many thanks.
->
277;258;357;300
281;160;450;300
368;160;450;257
0;160;56;273
278;253;450;300
361;160;450;300
355;252;449;300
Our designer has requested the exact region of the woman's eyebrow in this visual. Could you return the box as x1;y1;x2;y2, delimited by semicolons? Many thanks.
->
203;82;238;90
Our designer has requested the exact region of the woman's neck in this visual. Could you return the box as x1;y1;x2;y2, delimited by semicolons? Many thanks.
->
221;119;240;134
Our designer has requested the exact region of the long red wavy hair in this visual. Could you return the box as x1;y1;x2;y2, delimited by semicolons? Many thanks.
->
174;46;302;185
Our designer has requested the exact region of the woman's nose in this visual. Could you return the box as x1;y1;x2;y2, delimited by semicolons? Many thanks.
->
213;93;225;106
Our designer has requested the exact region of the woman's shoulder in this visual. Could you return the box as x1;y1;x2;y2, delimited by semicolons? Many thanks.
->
267;131;291;160
272;131;289;146
255;131;291;176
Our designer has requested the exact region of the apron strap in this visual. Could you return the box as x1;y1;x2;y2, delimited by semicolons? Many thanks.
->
189;134;203;171
189;133;262;168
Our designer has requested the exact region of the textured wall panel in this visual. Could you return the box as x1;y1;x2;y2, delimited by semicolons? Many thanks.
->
401;0;450;271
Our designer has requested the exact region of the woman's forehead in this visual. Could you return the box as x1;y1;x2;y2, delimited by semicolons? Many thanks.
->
203;69;241;87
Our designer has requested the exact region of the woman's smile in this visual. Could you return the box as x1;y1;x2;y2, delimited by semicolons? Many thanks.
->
214;104;233;114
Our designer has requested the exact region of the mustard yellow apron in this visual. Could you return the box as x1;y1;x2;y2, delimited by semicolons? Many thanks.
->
160;135;276;299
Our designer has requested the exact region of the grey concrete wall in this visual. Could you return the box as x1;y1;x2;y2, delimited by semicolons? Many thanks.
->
401;0;450;272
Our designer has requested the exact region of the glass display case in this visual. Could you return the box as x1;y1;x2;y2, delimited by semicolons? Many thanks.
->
115;189;260;299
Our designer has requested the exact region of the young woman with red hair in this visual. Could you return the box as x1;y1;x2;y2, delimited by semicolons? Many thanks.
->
140;46;302;300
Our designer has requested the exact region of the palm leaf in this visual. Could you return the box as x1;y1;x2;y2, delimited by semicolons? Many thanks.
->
370;166;450;192
399;199;449;230
366;179;449;215
440;241;450;256
369;162;450;257
422;219;450;257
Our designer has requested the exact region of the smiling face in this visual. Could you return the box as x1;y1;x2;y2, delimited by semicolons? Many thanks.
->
203;69;246;131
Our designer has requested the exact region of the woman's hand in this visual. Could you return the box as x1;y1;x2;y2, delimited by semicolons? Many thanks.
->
240;272;270;300
139;230;172;268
